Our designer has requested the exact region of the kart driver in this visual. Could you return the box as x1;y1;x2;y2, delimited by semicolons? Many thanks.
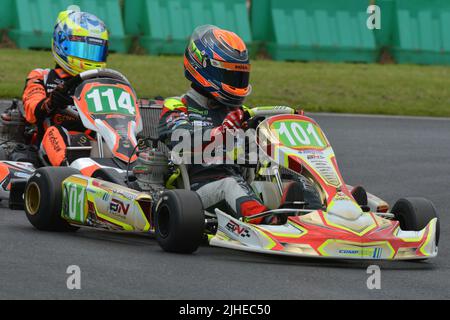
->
19;8;109;166
159;25;271;224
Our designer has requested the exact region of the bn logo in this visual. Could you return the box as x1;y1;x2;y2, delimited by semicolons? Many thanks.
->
109;198;130;216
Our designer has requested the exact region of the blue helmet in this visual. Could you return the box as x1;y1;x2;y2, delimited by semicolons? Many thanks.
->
184;25;252;107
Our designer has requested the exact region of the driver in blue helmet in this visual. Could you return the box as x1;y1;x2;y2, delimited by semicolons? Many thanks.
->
159;25;272;224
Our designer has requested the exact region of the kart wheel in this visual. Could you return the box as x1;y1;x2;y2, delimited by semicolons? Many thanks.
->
155;190;204;254
391;197;440;245
25;167;80;232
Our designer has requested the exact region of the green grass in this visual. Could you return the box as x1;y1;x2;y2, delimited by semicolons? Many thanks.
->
1;48;450;116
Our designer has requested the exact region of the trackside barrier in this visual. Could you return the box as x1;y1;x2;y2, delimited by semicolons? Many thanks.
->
372;0;395;49
391;0;450;65
251;0;378;62
123;0;255;56
7;0;131;53
4;0;450;66
0;0;15;29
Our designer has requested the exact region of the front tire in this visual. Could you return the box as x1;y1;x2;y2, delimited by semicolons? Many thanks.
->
155;190;204;254
391;197;440;245
25;167;80;232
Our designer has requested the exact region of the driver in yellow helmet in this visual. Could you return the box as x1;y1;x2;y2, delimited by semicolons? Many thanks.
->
20;8;109;166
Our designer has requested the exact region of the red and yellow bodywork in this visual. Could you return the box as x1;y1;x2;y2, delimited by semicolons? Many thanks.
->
210;114;438;260
210;208;438;260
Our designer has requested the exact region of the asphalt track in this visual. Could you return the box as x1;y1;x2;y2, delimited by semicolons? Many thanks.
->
1;112;450;300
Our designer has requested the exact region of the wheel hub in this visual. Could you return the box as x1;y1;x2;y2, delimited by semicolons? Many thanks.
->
25;182;41;216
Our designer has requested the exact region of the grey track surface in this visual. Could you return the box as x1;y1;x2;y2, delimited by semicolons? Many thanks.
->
1;113;450;300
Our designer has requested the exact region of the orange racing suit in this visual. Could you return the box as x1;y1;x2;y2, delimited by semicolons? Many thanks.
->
22;66;91;166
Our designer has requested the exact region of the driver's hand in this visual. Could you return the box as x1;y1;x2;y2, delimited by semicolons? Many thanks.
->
48;87;74;113
210;109;245;139
222;109;244;131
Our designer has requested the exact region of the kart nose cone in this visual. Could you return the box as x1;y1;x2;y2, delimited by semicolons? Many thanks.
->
327;199;362;221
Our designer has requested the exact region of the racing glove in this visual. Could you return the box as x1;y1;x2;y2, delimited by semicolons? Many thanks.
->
210;109;244;137
47;88;73;112
35;88;74;121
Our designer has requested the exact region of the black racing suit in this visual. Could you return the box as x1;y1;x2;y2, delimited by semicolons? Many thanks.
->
158;88;267;222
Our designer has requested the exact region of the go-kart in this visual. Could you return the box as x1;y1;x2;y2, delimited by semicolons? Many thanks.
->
15;73;439;259
0;69;163;207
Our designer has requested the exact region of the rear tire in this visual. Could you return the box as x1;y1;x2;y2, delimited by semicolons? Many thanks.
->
391;197;440;245
155;190;204;254
25;167;80;232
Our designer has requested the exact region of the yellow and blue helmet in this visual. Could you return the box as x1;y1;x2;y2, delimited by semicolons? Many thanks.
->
52;9;109;76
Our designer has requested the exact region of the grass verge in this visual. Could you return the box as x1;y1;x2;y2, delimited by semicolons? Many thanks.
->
1;48;450;116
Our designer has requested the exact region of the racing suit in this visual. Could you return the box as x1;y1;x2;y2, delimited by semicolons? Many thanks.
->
159;88;267;223
22;66;92;166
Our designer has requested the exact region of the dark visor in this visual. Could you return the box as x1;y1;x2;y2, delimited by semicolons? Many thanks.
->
222;69;250;89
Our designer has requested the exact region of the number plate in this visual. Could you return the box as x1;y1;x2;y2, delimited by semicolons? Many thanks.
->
271;119;327;149
85;85;136;116
62;181;86;224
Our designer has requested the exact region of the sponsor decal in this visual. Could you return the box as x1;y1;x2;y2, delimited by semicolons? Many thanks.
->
77;135;88;146
339;249;360;255
307;154;324;160
54;78;65;86
372;247;383;259
112;188;138;201
53;114;78;124
188;106;209;116
226;220;251;238
101;192;110;202
48;129;62;152
193;120;213;127
109;198;130;216
333;192;350;201
13;171;32;179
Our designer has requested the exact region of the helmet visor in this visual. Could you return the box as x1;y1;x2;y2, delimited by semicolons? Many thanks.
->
65;36;108;62
209;59;251;89
222;69;250;89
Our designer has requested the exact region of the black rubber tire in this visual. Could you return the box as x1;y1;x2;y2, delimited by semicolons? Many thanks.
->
283;180;322;210
155;190;204;254
391;197;440;245
24;167;80;232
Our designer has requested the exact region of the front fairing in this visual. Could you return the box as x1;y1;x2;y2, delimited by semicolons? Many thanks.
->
243;115;438;259
73;78;143;163
256;114;354;211
210;209;438;260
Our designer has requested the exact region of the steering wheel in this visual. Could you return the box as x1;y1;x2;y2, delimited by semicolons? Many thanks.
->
56;69;133;118
245;115;266;130
60;68;132;96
